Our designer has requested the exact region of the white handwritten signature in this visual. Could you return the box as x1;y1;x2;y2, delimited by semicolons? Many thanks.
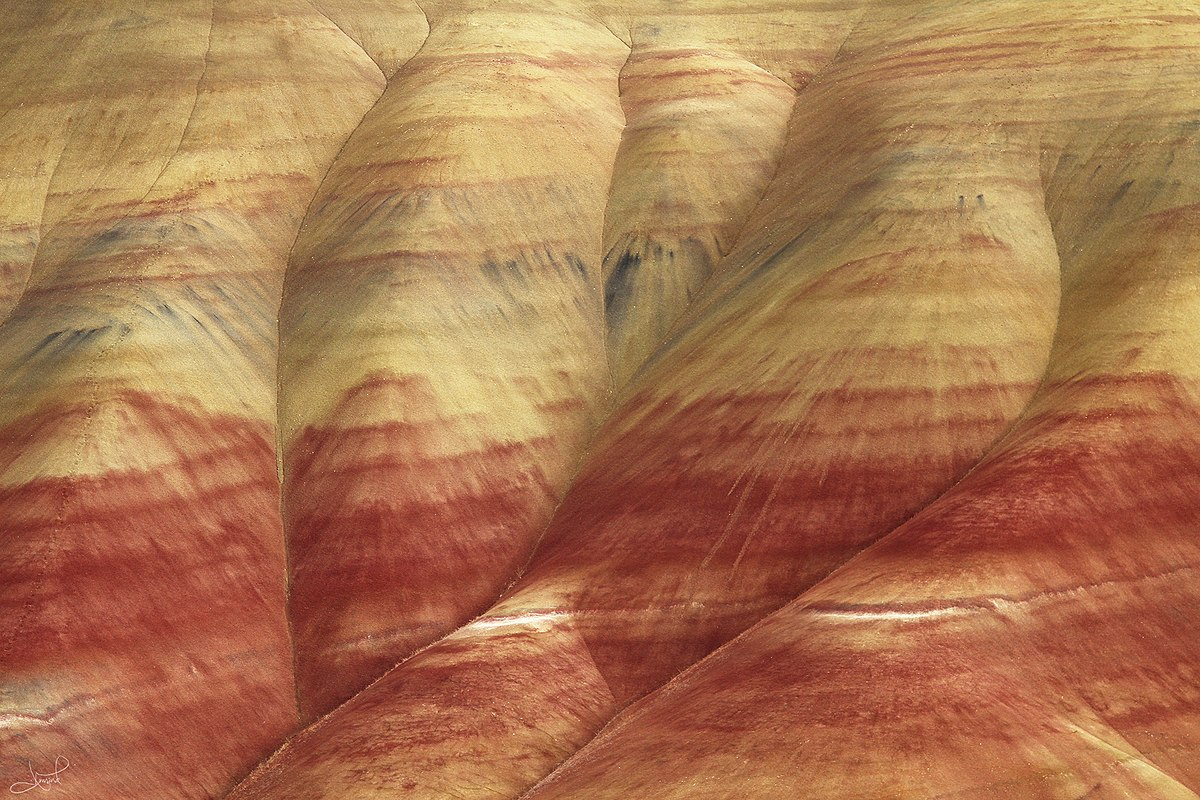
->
9;758;69;794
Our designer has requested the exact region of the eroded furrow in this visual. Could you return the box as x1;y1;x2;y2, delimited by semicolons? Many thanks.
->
518;5;1200;797
228;2;1064;798
277;0;628;721
0;3;387;796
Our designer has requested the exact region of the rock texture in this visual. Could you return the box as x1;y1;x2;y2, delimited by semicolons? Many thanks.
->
1;1;1198;799
0;2;383;796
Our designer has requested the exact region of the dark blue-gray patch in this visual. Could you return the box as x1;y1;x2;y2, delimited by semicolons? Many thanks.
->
24;323;130;363
1111;179;1134;206
604;249;642;318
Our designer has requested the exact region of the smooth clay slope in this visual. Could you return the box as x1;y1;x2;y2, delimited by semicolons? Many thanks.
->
2;1;1199;799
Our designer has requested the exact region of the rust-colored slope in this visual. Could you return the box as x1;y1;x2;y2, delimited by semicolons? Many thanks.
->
2;1;1198;799
276;0;873;725
227;3;1071;798
278;0;628;719
0;2;384;796
518;5;1200;798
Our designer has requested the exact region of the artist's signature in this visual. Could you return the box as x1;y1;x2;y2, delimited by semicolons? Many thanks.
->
9;758;70;794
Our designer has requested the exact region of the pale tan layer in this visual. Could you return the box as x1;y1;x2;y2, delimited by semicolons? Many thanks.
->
2;1;1198;799
277;0;631;717
518;3;1200;798
0;2;392;798
229;2;1070;798
601;47;796;387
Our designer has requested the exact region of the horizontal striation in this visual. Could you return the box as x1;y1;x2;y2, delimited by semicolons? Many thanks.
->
517;6;1200;796
0;0;388;797
0;393;293;798
6;2;1200;799
278;0;629;720
602;46;795;387
524;372;1200;798
230;1;1062;795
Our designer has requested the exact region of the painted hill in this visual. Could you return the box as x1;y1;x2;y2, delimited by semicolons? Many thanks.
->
2;1;1198;798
